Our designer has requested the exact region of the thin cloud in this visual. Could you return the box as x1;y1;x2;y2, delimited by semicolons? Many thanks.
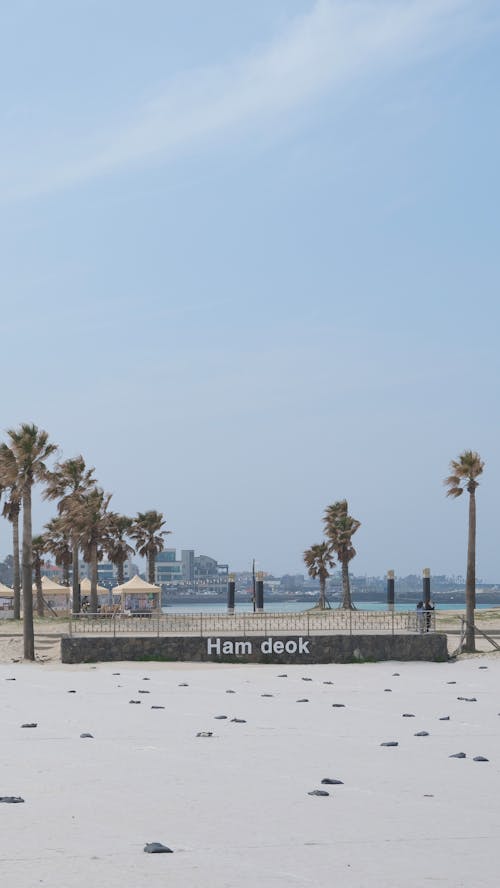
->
2;0;494;199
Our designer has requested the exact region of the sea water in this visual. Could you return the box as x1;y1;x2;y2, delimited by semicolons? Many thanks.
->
163;600;497;614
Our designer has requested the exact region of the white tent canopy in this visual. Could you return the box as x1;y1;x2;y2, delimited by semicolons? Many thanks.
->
112;575;161;596
80;577;108;596
33;575;70;596
0;581;14;599
112;575;161;612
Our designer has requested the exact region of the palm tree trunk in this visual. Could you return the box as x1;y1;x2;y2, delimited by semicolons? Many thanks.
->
12;508;21;620
148;550;155;586
117;558;125;585
72;534;80;614
35;560;44;617
90;541;98;613
464;488;476;652
22;483;35;661
63;556;70;587
318;575;326;610
341;559;352;609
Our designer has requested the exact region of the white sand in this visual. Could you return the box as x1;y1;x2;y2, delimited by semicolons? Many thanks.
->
2;656;500;887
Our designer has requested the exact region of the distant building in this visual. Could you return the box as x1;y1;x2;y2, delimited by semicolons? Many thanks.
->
155;548;228;592
155;550;184;585
78;559;138;588
194;554;229;581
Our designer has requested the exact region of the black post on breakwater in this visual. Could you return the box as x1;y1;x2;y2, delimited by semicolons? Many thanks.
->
423;568;431;607
387;570;395;611
227;575;235;614
256;572;264;612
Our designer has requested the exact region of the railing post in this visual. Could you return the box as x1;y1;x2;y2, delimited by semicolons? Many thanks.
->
200;611;203;638
69;613;72;637
391;607;394;636
349;607;352;636
113;613;116;638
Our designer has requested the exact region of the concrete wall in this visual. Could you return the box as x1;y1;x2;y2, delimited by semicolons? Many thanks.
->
61;633;448;664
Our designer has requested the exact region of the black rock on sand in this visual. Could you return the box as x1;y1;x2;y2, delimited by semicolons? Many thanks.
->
144;842;173;853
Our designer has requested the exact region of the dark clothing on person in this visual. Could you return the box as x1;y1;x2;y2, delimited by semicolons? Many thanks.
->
416;601;424;632
424;602;434;631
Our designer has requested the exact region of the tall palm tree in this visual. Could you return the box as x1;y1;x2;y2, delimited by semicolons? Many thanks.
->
2;489;21;619
44;456;96;614
43;516;73;586
32;535;45;618
444;450;485;653
323;500;361;610
0;424;57;660
130;510;171;585
303;543;335;610
106;513;134;585
71;488;112;613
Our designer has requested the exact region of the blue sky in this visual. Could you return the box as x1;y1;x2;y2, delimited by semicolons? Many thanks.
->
1;0;499;580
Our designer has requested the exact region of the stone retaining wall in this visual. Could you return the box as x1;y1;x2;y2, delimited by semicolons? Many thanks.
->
61;633;448;663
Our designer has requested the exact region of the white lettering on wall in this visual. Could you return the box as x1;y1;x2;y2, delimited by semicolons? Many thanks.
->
206;638;221;655
206;637;311;657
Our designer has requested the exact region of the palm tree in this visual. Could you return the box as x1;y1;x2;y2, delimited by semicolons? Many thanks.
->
444;450;485;653
32;535;45;618
130;510;171;585
43;517;73;587
303;543;335;609
0;424;57;660
323;500;361;610
2;489;21;619
106;513;134;585
44;456;96;613
70;488;112;613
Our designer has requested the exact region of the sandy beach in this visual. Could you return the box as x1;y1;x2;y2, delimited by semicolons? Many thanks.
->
2;645;500;888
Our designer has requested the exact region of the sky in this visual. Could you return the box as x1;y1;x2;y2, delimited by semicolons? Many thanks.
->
1;0;499;580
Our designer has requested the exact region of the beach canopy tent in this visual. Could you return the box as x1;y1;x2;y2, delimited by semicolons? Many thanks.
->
112;575;161;613
33;576;70;610
80;577;109;597
0;581;14;616
0;581;14;604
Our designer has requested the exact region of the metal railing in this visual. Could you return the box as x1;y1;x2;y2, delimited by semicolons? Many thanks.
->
68;609;436;637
